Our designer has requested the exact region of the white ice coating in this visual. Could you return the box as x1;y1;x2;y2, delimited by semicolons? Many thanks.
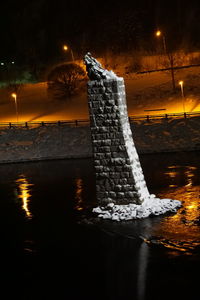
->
92;77;182;220
118;78;150;202
93;197;182;221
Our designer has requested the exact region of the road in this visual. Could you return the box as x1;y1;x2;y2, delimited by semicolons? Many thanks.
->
0;67;200;122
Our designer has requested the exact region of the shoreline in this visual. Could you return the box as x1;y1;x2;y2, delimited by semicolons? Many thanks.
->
1;116;200;164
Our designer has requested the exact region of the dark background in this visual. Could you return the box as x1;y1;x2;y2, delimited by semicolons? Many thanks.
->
1;0;200;65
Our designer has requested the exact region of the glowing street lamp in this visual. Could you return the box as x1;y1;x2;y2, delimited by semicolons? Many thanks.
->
179;80;185;113
155;29;175;91
63;45;68;51
155;30;167;55
156;30;161;37
11;93;19;122
63;44;74;61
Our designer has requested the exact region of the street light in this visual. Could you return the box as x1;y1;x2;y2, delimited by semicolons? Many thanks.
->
63;44;74;61
156;30;161;37
155;29;175;91
63;45;68;51
155;30;167;54
11;93;19;122
179;80;185;113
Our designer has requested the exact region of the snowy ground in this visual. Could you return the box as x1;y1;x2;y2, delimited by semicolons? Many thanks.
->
0;66;200;122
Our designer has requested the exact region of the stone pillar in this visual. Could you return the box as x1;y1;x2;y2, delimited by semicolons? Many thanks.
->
87;77;150;205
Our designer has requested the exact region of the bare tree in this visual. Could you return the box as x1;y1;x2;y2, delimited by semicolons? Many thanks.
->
47;63;86;100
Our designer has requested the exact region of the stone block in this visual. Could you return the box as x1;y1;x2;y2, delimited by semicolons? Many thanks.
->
94;146;111;153
95;166;104;172
94;159;101;165
110;172;121;179
96;172;109;179
103;93;113;100
100;158;110;165
115;185;122;191
105;153;112;158
112;152;128;158
117;145;126;151
91;101;101;108
94;153;106;159
110;158;126;165
109;191;116;198
106;100;115;106
117;192;125;198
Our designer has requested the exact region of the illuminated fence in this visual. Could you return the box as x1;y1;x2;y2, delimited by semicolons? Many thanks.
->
0;119;90;129
129;111;200;122
0;111;200;129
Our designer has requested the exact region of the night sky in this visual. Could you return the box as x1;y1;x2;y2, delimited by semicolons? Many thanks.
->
1;0;200;65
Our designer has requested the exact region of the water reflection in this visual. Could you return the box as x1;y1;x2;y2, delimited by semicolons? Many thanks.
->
150;164;200;254
184;166;196;188
164;165;197;188
75;178;84;211
137;242;149;300
15;175;33;219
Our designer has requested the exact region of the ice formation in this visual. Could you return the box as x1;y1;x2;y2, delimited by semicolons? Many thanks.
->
93;196;182;221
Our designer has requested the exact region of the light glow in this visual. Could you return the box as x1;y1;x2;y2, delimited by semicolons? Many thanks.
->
16;175;33;219
156;30;161;37
11;93;17;100
63;45;68;51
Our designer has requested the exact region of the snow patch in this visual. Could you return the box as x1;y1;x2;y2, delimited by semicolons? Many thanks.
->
93;195;181;221
102;70;119;80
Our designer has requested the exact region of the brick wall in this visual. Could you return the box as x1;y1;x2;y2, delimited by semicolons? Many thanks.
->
87;78;150;205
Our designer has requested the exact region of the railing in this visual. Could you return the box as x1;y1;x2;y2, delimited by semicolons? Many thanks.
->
0;111;200;129
0;119;90;129
129;111;200;122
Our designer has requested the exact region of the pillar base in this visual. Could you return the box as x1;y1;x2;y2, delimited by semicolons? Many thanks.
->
93;196;181;221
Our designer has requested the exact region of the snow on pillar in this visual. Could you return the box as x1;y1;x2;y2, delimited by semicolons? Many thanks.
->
84;53;181;220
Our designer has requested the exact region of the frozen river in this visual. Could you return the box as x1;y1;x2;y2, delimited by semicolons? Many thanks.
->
0;151;200;299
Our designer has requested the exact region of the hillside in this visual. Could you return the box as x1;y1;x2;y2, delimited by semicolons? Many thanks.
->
0;65;200;122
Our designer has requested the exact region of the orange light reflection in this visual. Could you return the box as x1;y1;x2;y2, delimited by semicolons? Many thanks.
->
16;175;33;219
75;178;84;211
151;164;200;254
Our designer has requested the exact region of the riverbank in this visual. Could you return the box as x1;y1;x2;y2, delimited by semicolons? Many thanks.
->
1;115;200;164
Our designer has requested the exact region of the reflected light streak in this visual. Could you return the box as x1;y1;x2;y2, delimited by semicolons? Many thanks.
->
184;167;196;188
149;164;200;254
75;178;84;211
165;165;197;188
16;175;33;219
165;171;178;178
151;185;200;254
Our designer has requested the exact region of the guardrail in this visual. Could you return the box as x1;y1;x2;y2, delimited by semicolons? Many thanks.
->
129;111;200;122
0;119;90;129
0;111;200;129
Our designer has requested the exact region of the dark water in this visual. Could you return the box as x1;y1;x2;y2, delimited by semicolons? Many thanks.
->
0;152;200;300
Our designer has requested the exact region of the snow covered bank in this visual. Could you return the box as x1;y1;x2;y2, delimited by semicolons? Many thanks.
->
93;195;181;221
